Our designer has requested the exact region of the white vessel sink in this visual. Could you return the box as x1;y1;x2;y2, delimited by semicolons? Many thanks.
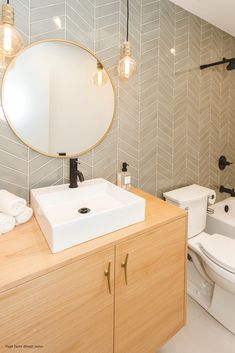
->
31;178;145;253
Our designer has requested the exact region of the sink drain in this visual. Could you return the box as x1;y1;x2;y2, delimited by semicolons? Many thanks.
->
78;207;91;214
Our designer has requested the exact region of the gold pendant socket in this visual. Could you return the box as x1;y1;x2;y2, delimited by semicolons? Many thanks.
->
2;4;14;26
122;41;131;57
97;61;103;69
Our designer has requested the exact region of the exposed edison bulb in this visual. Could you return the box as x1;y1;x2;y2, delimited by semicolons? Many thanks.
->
118;41;137;79
0;4;23;57
93;62;108;87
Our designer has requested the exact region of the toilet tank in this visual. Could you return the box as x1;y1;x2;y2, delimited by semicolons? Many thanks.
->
163;185;210;238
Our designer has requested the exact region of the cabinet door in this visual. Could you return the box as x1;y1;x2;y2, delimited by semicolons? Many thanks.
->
115;218;187;353
0;247;114;353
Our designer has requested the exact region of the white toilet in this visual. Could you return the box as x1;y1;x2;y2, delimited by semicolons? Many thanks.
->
164;184;235;334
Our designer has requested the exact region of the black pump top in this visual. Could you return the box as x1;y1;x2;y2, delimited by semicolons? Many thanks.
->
122;162;129;172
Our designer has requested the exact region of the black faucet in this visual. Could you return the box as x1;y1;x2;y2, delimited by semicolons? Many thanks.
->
69;158;85;188
219;185;235;197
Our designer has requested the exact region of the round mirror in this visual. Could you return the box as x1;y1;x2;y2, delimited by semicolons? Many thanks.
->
1;40;116;157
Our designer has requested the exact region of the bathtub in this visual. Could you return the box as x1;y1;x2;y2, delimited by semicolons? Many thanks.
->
205;197;235;240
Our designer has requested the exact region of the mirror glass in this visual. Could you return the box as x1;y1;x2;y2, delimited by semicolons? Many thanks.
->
1;40;115;157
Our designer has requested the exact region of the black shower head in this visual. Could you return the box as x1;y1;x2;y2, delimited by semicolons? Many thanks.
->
227;60;235;70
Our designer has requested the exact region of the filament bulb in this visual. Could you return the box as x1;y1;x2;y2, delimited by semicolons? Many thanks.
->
118;42;137;79
0;4;23;57
93;62;108;87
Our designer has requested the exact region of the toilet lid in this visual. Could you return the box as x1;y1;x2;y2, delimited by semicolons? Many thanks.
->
200;234;235;274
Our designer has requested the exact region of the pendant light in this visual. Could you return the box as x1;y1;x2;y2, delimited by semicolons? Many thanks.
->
0;0;23;58
118;0;137;79
93;61;108;86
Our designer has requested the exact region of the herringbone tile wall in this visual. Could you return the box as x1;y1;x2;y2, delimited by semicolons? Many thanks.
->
0;0;235;201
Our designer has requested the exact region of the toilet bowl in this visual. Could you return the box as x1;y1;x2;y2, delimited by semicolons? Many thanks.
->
163;184;235;333
189;232;235;294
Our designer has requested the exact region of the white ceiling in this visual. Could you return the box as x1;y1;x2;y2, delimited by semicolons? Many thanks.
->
170;0;235;38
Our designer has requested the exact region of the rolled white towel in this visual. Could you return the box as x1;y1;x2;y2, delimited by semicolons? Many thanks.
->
0;212;16;234
15;207;33;225
0;190;26;216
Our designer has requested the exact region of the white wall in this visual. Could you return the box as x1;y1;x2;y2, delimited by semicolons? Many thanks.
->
170;0;235;37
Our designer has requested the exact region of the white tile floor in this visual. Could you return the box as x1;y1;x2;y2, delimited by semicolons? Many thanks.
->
159;296;235;353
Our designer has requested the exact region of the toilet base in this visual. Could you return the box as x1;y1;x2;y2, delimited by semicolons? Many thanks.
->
188;258;235;334
210;285;235;334
188;255;214;308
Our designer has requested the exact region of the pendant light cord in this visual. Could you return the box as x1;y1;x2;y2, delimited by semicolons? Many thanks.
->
6;0;10;4
126;0;129;42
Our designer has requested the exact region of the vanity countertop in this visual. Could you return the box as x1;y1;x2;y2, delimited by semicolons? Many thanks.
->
0;188;187;294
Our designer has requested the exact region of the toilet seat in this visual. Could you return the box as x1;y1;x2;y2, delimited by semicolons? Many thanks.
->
189;232;235;293
199;234;235;274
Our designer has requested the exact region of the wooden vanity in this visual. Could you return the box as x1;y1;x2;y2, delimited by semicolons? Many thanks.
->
0;188;187;353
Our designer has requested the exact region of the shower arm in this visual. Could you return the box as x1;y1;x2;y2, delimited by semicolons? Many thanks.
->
200;57;235;70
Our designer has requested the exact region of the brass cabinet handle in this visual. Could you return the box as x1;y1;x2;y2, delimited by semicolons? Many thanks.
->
121;253;129;285
104;262;112;294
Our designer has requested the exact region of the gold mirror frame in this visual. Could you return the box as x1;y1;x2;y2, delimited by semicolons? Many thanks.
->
1;39;117;158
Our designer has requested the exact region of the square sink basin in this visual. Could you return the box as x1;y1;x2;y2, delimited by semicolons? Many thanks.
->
31;178;145;253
